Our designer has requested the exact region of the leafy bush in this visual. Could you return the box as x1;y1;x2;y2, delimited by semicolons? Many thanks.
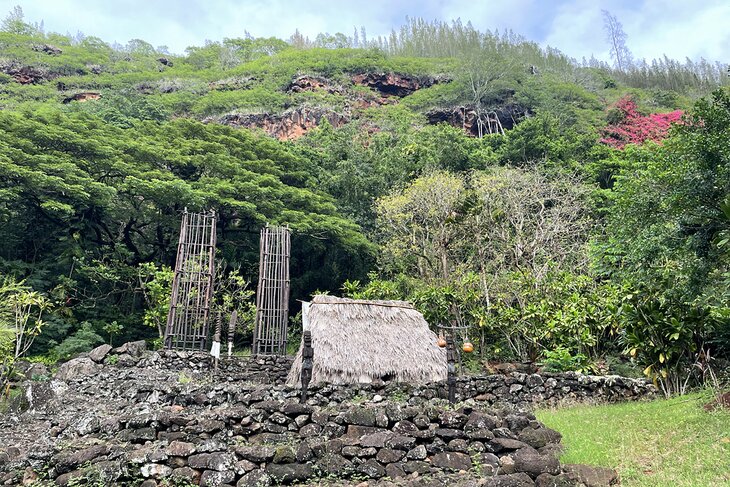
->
51;322;105;360
540;346;595;373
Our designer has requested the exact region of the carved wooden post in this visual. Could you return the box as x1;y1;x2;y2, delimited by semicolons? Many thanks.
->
446;336;457;404
227;310;237;358
300;330;313;403
212;312;222;370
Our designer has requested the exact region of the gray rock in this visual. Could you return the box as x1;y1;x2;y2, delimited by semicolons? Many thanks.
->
165;441;196;457
200;469;236;486
519;427;562;449
439;410;468;428
447;438;470;453
385;462;407;479
234;459;257;475
403;460;431;475
393;420;418;435
562;464;618;486
171;467;200;483
316;453;353;476
376;448;405;463
187;453;235;471
235;446;275;463
113;340;147;357
88;344;112;363
513;451;560;477
265;462;313;483
298;423;321;437
430;451;472;471
385;433;416;450
53;444;109;474
140;463;172;479
535;472;581;487
55;358;101;381
491;438;530;452
406;445;427;460
356;458;386;479
484;472;536;486
237;470;272;487
360;431;395;448
343;407;377;426
296;442;313;462
272;446;295;464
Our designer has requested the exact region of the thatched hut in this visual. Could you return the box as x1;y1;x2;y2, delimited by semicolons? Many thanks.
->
286;295;446;386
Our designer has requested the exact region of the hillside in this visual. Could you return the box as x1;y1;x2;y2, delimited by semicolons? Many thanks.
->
1;11;729;396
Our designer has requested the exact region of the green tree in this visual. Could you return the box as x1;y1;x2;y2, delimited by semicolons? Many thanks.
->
596;89;730;392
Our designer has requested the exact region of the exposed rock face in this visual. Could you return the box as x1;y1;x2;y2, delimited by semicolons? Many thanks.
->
62;92;102;103
208;76;258;91
426;104;529;136
213;108;349;140
0;61;50;84
288;75;342;94
32;44;62;55
351;72;443;97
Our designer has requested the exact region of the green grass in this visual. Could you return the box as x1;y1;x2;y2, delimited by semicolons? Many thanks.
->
536;392;730;487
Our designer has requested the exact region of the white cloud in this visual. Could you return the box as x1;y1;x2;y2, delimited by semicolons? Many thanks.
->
543;0;730;64
6;0;729;61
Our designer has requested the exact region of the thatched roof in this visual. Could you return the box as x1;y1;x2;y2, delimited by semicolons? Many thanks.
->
286;295;446;386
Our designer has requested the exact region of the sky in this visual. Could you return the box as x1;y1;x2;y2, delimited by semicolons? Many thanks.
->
5;0;730;63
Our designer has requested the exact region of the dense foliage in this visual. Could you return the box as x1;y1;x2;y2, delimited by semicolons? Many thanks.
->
0;8;728;393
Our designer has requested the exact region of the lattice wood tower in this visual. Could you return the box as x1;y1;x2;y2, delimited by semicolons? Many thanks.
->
164;209;217;350
253;225;291;355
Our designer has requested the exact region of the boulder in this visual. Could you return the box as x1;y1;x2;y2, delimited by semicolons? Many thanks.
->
536;472;581;487
519;427;562;449
88;344;112;363
376;448;405;464
140;463;172;479
113;340;147;357
55;358;101;381
200;469;236;486
484;472;536;486
316;454;353;476
430;451;472;471
53;444;109;474
165;441;196;457
562;464;619;486
272;446;295;464
356;458;386;479
237;470;272;487
512;451;560;477
264;463;313;484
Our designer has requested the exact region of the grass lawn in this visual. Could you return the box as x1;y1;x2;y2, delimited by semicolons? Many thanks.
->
536;391;730;487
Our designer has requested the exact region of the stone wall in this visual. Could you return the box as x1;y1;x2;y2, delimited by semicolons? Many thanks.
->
1;397;617;486
0;342;650;486
141;350;294;385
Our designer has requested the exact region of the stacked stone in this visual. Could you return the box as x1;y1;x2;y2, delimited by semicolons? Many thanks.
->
146;350;293;384
0;399;616;486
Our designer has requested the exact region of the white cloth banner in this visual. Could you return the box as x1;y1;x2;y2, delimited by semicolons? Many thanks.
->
302;302;311;331
210;340;221;359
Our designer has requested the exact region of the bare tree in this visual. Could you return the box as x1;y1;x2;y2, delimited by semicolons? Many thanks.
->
602;10;633;72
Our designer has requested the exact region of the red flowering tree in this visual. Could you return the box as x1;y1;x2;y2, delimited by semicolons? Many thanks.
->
601;96;682;149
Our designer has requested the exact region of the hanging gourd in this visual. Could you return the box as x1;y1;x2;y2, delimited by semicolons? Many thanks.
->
437;335;447;348
462;342;474;353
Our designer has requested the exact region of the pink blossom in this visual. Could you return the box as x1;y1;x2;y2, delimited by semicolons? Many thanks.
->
601;96;683;149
